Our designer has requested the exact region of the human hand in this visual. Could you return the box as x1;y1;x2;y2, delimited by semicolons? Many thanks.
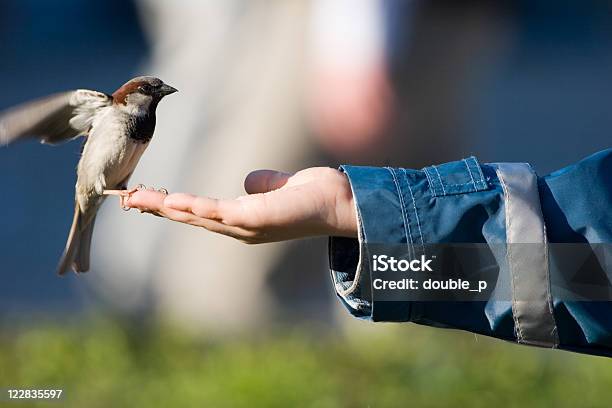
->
124;168;358;244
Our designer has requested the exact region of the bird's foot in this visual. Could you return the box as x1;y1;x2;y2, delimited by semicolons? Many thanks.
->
102;184;168;211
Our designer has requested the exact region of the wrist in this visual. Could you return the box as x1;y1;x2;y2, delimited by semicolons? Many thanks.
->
328;171;358;238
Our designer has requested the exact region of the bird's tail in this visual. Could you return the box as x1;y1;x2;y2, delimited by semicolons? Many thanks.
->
57;203;96;275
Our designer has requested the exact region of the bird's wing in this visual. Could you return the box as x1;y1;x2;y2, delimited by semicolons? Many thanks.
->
0;89;112;145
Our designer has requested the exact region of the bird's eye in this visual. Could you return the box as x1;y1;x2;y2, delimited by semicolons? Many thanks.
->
138;84;153;94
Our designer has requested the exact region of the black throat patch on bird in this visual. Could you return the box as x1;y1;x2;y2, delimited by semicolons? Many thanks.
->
127;113;156;143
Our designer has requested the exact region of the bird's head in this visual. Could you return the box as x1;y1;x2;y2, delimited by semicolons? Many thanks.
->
112;76;177;113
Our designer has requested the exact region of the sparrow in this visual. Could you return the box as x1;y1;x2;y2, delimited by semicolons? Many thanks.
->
0;76;177;275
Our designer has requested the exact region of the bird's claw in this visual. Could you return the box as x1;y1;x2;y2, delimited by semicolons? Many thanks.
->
102;184;169;211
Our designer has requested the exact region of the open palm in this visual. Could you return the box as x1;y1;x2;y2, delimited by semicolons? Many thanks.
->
125;168;357;243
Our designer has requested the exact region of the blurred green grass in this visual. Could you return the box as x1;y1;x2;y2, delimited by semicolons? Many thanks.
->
1;319;611;407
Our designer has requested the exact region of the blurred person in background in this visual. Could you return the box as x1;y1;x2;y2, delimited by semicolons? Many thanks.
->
307;0;394;162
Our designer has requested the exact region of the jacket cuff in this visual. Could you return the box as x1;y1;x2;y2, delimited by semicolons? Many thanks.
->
329;165;426;320
329;157;494;321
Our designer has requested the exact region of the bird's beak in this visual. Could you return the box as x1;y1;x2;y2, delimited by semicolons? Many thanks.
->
159;84;178;96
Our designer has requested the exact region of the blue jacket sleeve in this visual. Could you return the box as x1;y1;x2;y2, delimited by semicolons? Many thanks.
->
329;148;612;357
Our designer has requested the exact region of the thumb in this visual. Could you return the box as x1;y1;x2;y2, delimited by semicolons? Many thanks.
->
244;170;292;194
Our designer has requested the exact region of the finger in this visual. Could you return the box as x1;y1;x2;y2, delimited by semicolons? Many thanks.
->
126;192;264;242
244;170;292;194
125;190;167;212
164;193;246;224
187;216;261;242
155;205;263;242
169;187;318;230
161;193;198;212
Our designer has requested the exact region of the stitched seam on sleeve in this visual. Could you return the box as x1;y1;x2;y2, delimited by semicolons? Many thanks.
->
423;167;440;196
439;181;480;187
402;168;426;256
473;157;486;185
463;158;478;190
387;167;414;258
433;165;447;195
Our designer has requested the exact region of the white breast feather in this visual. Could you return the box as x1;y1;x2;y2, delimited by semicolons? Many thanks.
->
76;107;150;209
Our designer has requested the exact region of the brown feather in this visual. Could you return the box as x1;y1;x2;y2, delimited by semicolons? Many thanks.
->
112;81;143;105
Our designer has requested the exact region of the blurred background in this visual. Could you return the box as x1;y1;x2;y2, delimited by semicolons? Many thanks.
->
1;0;612;406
